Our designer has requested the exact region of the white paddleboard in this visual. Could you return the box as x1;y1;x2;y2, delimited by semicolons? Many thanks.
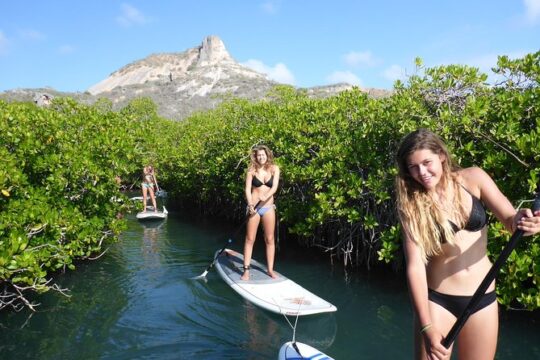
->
215;249;337;316
136;206;168;220
278;341;334;360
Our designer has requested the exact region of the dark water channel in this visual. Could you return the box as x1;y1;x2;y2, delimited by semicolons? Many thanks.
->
0;210;539;359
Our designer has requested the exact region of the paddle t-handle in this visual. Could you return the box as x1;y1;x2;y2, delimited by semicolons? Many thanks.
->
442;187;540;348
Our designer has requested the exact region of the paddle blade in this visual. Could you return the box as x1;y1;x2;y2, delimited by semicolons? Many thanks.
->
191;270;209;280
192;239;232;280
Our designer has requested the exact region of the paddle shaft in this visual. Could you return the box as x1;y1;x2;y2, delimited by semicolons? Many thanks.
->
197;200;262;276
442;190;540;348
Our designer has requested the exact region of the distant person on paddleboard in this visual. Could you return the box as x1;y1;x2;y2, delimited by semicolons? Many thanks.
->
241;145;281;281
395;129;540;360
142;165;158;212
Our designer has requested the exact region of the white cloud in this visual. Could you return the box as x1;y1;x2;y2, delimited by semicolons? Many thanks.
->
59;45;75;55
524;0;540;23
0;31;9;55
19;29;45;40
242;59;296;85
343;50;378;67
326;70;362;86
261;1;280;14
116;3;150;27
382;65;406;82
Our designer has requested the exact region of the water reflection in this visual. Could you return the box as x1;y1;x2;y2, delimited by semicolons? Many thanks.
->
141;221;164;268
243;303;281;358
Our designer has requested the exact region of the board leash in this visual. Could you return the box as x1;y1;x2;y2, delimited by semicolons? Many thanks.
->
275;295;306;358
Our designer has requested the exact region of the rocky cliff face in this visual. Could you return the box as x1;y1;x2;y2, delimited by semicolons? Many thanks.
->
0;36;391;120
88;35;267;96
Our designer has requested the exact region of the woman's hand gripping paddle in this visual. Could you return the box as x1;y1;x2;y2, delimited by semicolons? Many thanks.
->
442;185;540;348
192;201;262;280
154;180;167;198
156;189;167;198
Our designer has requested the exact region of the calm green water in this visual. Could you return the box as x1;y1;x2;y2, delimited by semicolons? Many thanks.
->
0;210;539;359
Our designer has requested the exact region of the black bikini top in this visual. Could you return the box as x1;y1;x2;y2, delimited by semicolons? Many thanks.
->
448;188;487;233
252;175;273;188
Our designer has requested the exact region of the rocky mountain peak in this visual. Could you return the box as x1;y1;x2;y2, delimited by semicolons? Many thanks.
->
88;35;264;95
197;35;234;66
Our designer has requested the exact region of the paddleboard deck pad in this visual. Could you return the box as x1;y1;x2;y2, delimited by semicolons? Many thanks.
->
215;249;337;316
278;341;334;360
136;206;168;220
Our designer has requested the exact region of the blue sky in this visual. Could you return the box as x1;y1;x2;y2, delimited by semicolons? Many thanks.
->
1;1;539;92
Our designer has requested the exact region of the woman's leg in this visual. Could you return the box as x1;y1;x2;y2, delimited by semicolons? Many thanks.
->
456;300;498;360
241;214;260;280
261;207;277;279
149;187;157;210
142;185;148;211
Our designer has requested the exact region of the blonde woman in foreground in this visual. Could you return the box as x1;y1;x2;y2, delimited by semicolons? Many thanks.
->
395;129;540;360
241;145;280;281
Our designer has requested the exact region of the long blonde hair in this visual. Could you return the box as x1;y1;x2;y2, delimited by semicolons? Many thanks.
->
249;145;275;172
395;129;467;263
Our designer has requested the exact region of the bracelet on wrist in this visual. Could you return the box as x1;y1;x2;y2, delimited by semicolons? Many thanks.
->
420;323;432;333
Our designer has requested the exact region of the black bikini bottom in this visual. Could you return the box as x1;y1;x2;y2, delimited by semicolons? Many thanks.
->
428;288;497;318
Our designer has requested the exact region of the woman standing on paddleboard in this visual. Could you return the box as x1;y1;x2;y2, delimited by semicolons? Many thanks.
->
141;165;158;212
241;145;281;281
395;129;540;359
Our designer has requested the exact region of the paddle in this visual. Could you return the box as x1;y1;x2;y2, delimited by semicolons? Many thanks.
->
132;192;166;201
192;200;262;279
442;185;540;348
153;179;168;198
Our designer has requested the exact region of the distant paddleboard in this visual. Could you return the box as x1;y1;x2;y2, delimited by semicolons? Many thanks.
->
278;341;334;360
214;249;337;316
136;206;168;220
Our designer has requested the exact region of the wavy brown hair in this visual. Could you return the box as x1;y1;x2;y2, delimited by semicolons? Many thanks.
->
395;129;467;263
249;145;275;171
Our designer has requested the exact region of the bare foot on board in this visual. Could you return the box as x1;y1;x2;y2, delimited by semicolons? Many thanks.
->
240;270;250;281
240;265;250;281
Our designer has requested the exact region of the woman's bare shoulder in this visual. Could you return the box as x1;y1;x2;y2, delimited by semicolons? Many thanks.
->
457;167;496;195
457;166;487;179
